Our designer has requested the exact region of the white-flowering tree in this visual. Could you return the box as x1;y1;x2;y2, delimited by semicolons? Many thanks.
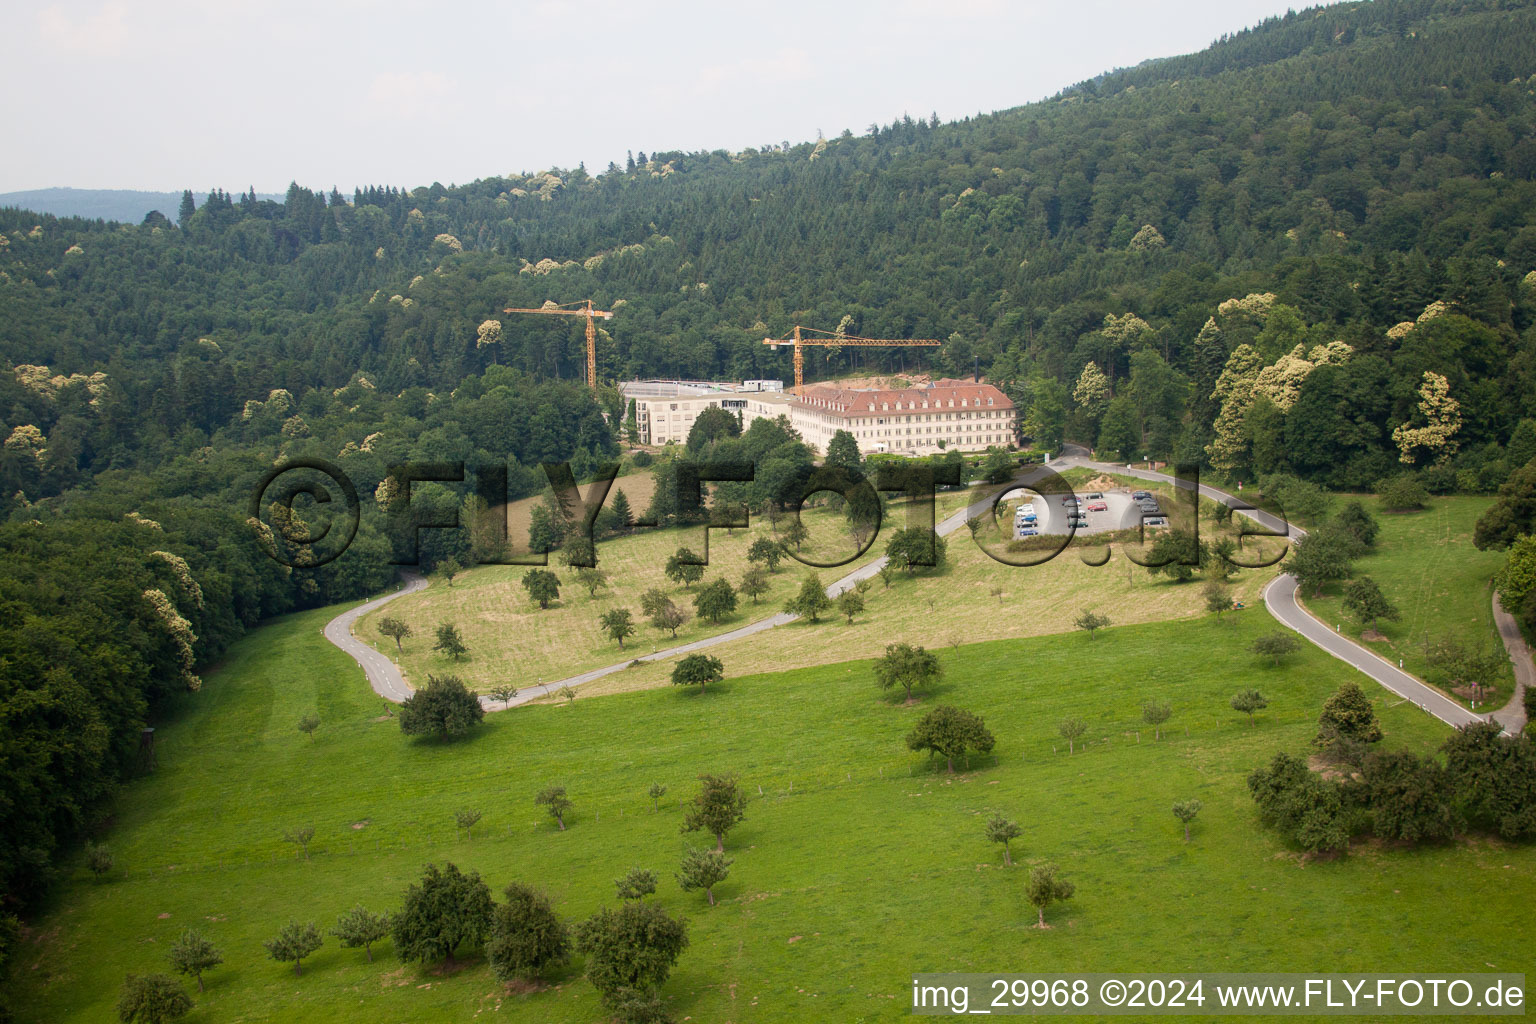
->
1392;371;1461;464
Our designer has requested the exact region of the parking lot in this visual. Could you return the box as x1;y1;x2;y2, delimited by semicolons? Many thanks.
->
1007;487;1168;539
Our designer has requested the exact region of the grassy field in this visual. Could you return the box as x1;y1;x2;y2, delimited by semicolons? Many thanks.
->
13;602;1533;1024
1301;495;1513;710
373;469;1282;701
357;487;969;694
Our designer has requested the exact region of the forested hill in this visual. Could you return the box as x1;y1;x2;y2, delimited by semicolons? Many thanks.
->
2;0;1536;942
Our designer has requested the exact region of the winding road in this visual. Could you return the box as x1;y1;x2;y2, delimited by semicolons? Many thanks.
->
325;449;1528;732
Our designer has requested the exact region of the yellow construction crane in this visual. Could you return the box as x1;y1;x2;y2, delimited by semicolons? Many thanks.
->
502;299;615;389
762;325;941;390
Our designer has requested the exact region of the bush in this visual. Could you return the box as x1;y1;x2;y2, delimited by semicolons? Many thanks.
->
1377;474;1428;512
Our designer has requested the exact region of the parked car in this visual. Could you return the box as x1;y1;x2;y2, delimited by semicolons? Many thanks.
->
1060;496;1081;506
1144;517;1169;527
1085;492;1104;500
1068;514;1089;528
1018;527;1039;537
1086;501;1109;512
1021;513;1037;523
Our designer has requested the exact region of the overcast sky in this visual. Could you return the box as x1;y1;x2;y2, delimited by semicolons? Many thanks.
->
4;0;1307;194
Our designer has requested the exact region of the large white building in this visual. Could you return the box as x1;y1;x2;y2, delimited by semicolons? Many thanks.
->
621;378;1015;455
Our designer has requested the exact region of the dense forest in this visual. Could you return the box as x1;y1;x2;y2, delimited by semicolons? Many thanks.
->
3;0;1536;965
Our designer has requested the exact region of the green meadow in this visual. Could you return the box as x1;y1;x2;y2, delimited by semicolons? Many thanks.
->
11;599;1534;1023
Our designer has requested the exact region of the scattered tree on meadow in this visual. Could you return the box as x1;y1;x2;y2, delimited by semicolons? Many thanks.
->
1343;576;1399;631
86;842;113;878
906;705;996;773
117;974;192;1024
1058;718;1088;753
1144;530;1208;583
521;569;561;608
837;588;865;624
1025;863;1076;928
263;921;323;977
1250;631;1302;666
1379;474;1429;513
1172;799;1203;841
1204;580;1232;619
536;785;573;830
331;905;390;962
693;578;738;623
874;641;942;703
559;537;597;570
671;653;724;694
781;518;810;553
1360;750;1461;843
488;683;518;708
576;566;611;598
885;527;946;573
378;616;412;653
436;555;463;587
615;867;658;901
486;883;571;983
664;548;705;590
600;608;637;649
433;621;468;660
297;713;320;741
575;902;688;1020
877;562;897;588
1317;681;1382;745
283;826;315;861
985;814;1023;866
676;847;733;906
1142;700;1172;739
1282;529;1354;596
391;862;494;968
1074;610;1110;639
739;566;770;604
682;774;747;851
455;808;483;840
747;537;785;573
1230;689;1269;726
648;782;667;812
645;593;688;637
399;674;485;739
1247;751;1352;853
1335;500;1380;549
166;929;222;992
784;572;832;622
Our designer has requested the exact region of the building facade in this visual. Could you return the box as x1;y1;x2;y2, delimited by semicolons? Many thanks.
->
621;378;1015;456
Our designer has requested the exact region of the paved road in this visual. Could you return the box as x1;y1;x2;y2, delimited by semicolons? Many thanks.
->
323;569;426;702
324;484;1004;709
1491;593;1534;734
1052;448;1490;732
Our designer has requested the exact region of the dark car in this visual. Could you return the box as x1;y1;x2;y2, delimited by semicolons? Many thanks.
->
1068;514;1089;528
1132;490;1152;500
1060;496;1081;507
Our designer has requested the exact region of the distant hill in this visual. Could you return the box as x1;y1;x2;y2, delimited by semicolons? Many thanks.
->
0;187;281;225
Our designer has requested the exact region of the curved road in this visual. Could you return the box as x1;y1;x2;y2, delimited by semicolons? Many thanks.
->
323;569;427;703
326;454;1518;731
1052;447;1490;731
325;486;1003;709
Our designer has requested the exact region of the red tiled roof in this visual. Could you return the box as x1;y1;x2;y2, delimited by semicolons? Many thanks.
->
792;381;1013;417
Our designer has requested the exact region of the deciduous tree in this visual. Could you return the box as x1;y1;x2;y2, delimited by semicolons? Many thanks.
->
166;929;222;992
906;705;995;773
433;621;468;660
486;883;570;982
378;616;412;653
1172;799;1202;841
521;569;561;608
1142;700;1172;739
985;814;1023;866
1230;689;1269;725
1074;610;1109;639
874;642;941;703
536;785;572;830
693;578;737;623
1250;631;1302;666
575;902;688;1017
263;921;323;976
117;974;192;1024
676;847;732;906
739;566;770;604
331;905;390;962
391;862;493;968
1025;863;1075;928
664;548;705;589
1058;718;1087;753
682;774;747;851
671;653;723;694
600;608;636;649
615;867;657;901
399;675;484;739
